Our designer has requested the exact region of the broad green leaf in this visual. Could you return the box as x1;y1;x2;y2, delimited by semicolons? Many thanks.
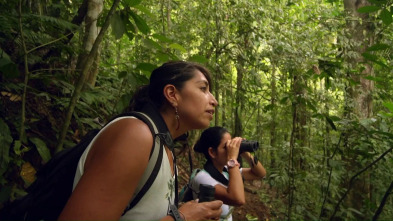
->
111;12;126;39
361;52;388;67
329;115;341;121
143;38;162;50
152;34;172;43
0;49;10;60
383;102;393;113
380;9;392;25
189;55;209;64
366;43;390;51
129;11;150;34
30;137;51;163
168;43;187;53
123;0;143;7
363;76;384;82
362;52;379;61
0;119;12;173
325;116;337;131
357;6;380;13
123;15;136;41
136;63;157;72
156;52;171;62
125;30;135;41
133;5;153;18
13;140;22;155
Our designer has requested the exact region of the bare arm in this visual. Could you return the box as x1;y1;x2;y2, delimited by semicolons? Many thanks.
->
214;137;245;206
59;118;153;220
240;152;266;180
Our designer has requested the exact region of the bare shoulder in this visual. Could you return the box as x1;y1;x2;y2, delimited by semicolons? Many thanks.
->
86;117;154;167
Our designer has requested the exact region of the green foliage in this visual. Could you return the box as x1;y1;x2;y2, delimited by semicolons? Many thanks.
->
1;0;393;220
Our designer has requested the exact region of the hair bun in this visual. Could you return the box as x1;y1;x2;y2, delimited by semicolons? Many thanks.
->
193;140;203;153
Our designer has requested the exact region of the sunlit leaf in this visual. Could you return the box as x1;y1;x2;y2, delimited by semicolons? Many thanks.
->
168;43;187;53
152;34;172;43
383;102;393;113
189;55;209;64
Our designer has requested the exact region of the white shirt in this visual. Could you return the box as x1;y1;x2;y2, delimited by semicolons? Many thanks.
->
190;168;243;221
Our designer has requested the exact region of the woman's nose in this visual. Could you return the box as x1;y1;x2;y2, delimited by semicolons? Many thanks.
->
210;93;218;106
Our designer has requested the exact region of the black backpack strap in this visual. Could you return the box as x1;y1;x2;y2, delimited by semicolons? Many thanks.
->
119;102;176;212
121;111;164;213
203;161;229;186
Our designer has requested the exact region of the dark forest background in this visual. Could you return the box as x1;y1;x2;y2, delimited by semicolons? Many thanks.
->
1;0;393;220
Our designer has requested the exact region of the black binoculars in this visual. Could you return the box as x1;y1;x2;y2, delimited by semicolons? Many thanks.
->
239;140;259;154
198;184;215;203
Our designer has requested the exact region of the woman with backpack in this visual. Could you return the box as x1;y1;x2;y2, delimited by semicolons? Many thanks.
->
59;61;222;221
191;126;266;221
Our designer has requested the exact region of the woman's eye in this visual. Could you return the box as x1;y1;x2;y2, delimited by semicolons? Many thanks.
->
200;87;207;92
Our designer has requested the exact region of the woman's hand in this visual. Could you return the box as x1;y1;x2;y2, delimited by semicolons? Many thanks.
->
225;137;243;160
178;200;223;220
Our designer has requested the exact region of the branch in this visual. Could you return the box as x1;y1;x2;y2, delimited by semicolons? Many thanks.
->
319;133;343;220
372;180;393;221
329;145;393;220
26;31;75;54
18;0;29;142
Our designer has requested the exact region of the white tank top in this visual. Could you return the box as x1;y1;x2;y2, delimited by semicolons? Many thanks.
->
73;117;175;220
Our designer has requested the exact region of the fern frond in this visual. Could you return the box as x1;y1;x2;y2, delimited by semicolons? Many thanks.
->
23;14;80;32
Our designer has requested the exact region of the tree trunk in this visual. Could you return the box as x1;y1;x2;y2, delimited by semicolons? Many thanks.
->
234;54;244;137
342;0;375;217
76;0;103;87
270;64;277;169
214;0;222;126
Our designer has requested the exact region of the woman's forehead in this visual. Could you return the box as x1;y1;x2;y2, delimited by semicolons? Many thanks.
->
191;70;208;83
221;132;231;142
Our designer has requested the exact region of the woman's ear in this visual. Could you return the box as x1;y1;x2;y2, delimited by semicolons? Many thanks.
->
208;147;217;159
163;84;179;106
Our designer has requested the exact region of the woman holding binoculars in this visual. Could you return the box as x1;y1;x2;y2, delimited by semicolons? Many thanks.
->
191;126;266;221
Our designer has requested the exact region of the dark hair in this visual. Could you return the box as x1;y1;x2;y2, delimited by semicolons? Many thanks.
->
194;127;229;160
129;61;213;111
